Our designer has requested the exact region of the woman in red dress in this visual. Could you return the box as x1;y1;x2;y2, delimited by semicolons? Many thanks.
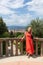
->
22;27;34;57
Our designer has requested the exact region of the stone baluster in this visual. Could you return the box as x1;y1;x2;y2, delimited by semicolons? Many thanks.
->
15;40;18;56
0;42;1;57
1;42;3;56
11;40;13;56
36;40;38;56
6;40;8;57
0;41;3;57
41;41;43;56
20;41;23;55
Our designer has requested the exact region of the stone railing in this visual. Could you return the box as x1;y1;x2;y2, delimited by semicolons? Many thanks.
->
34;38;43;56
0;38;23;57
0;38;43;57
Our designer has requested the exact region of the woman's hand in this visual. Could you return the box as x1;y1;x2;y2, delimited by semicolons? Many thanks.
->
36;37;39;40
21;35;25;42
21;38;23;42
35;37;39;40
34;37;39;40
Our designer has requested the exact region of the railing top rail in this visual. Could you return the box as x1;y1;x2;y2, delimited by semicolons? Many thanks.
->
0;38;22;41
0;37;43;41
34;37;43;41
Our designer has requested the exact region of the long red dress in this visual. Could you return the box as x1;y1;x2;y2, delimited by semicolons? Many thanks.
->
25;32;34;55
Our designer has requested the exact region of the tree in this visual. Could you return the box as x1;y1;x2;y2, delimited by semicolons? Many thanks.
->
15;32;23;38
2;32;10;38
28;18;43;38
0;17;8;36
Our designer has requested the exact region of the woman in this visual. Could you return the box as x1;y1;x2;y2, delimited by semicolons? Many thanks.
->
22;27;35;57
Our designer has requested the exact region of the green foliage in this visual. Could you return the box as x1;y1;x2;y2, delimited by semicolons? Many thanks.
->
29;18;43;38
15;32;24;38
0;17;8;36
2;32;10;38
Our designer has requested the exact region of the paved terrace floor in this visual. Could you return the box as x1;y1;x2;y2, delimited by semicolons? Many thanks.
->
0;55;43;65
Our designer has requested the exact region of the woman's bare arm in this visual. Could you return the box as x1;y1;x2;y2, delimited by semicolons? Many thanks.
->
22;35;25;40
21;32;26;40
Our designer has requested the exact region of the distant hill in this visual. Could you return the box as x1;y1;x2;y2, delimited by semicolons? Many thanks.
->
7;26;26;30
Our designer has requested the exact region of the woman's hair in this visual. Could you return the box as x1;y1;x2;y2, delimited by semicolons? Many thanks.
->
28;27;32;32
26;26;32;31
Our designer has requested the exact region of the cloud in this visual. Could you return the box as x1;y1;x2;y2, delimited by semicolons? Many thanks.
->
0;0;25;15
0;0;33;26
8;0;24;9
26;0;43;15
0;5;14;15
3;13;32;26
0;0;43;26
0;0;24;9
0;0;43;16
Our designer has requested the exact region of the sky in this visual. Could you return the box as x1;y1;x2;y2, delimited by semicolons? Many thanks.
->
0;0;43;26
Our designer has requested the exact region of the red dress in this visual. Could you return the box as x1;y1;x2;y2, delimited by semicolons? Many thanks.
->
25;32;34;55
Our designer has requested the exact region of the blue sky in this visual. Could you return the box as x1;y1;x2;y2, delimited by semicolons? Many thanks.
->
0;0;43;26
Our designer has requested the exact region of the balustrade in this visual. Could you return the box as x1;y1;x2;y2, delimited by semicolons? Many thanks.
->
0;38;43;57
